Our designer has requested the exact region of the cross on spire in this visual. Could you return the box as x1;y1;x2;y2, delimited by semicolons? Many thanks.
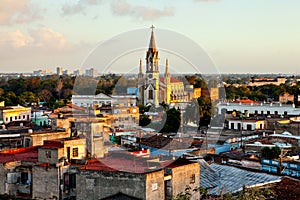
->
148;25;156;51
150;25;155;31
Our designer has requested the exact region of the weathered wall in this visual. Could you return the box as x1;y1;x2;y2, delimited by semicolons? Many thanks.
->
145;170;165;200
38;148;63;164
32;166;59;200
30;131;69;146
0;164;7;194
171;162;200;200
77;170;164;200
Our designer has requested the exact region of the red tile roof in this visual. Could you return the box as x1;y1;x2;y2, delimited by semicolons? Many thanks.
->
42;140;64;149
0;146;38;163
67;104;86;111
234;99;259;104
159;77;182;83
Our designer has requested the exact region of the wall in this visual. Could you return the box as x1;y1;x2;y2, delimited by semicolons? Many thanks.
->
2;107;31;124
0;164;7;195
64;139;86;160
76;170;165;200
76;121;104;158
32;166;59;200
38;148;63;164
28;131;69;147
171;162;200;200
145;170;165;200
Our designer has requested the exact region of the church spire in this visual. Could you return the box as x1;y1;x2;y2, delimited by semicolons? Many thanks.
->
165;58;169;74
148;25;156;52
139;58;143;73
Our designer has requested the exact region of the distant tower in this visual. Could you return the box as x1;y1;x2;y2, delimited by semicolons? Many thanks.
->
164;58;171;104
56;67;62;76
144;25;160;106
138;58;144;103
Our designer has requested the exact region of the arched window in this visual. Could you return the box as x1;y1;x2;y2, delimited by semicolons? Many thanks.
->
149;90;153;100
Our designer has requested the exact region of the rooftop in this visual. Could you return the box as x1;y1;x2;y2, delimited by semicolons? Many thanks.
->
200;161;281;195
0;146;38;163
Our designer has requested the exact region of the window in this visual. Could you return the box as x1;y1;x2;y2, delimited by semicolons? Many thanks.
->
247;124;252;131
45;150;51;158
231;123;234;129
149;89;153;100
64;173;76;189
72;147;79;157
190;174;195;184
21;172;29;185
152;183;158;191
15;116;17;120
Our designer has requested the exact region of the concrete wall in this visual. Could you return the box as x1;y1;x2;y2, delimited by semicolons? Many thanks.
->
32;166;59;200
38;148;63;164
76;170;165;200
171;162;200;200
29;131;69;147
0;164;7;195
76;122;104;158
145;170;165;200
64;139;86;160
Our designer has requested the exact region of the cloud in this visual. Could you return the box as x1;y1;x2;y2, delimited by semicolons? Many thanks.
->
0;27;94;71
0;0;44;25
0;27;67;50
111;0;174;21
62;0;103;16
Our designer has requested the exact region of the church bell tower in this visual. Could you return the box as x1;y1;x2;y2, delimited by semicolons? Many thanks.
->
144;25;160;106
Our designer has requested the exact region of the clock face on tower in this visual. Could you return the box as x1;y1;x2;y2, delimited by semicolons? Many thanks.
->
148;74;153;79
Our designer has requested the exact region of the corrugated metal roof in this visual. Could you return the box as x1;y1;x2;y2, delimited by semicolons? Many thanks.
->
200;160;281;195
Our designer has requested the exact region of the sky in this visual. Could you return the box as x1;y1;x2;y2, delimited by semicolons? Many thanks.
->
0;0;299;74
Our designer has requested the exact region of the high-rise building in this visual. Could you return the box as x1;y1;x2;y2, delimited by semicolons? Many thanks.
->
85;68;97;77
56;67;62;76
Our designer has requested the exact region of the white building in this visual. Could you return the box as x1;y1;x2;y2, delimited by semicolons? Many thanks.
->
218;102;300;116
72;93;137;109
226;118;265;131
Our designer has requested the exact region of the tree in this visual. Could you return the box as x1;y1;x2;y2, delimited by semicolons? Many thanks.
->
19;91;39;105
160;107;181;133
198;96;212;127
0;91;18;106
261;146;281;159
139;114;151;126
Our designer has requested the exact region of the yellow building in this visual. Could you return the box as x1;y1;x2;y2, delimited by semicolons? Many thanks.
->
38;138;86;164
0;105;31;124
209;88;219;101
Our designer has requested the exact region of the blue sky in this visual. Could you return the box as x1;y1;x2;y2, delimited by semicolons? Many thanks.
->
0;0;299;74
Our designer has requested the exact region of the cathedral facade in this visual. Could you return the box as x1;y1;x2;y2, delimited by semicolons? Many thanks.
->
138;27;188;106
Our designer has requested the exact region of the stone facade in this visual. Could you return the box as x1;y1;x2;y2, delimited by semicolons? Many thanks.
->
169;162;200;200
76;170;165;200
32;165;60;199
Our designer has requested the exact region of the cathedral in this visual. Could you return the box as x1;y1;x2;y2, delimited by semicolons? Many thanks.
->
138;26;188;106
